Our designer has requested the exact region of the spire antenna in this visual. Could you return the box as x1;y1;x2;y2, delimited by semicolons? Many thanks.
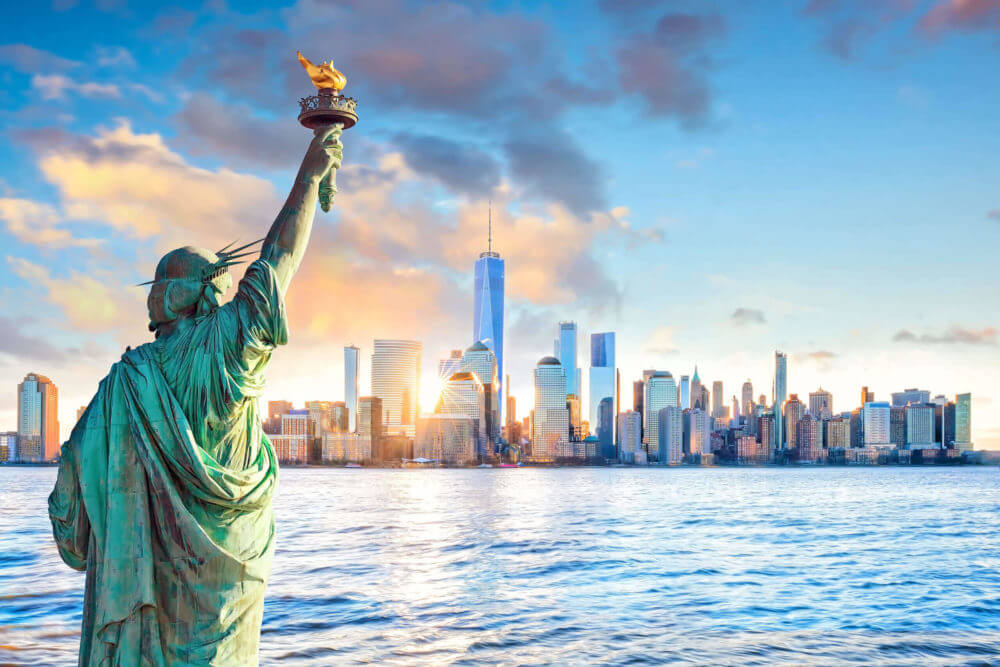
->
488;199;492;253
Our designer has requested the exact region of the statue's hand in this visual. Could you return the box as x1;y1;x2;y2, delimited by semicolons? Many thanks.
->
299;124;343;183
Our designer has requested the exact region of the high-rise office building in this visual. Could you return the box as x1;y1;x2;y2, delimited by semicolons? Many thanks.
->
774;351;787;449
371;339;421;438
266;400;293;434
861;386;875;406
633;379;645;414
440;371;487;457
797;414;822;461
344;345;360;433
890;406;906;448
679;375;690;410
589;332;616;458
332;402;349;432
757;412;775;454
711;380;724;418
415;414;477;464
905;403;937;449
438;349;463;380
809;388;833;420
617;410;643;464
566;394;582;441
557;321;581;398
741;380;754;417
891;388;931;407
0;431;16;463
784;394;806;448
358;396;383;460
954;393;972;450
461;341;499;446
863;402;891;446
533;356;569;459
17;372;59;462
644;371;677;459
691;366;705;410
684;408;712;456
825;416;851;449
474;212;504;403
657;405;683;464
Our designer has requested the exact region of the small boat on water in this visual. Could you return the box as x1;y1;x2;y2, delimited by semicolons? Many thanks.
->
344;462;362;468
498;463;518;468
477;463;494;468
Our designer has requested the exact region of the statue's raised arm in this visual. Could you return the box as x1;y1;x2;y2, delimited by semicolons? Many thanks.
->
261;125;343;294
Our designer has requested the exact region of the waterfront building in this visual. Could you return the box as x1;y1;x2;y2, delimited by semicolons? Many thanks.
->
774;351;787;449
711;381;724;418
461;341;499;446
905;403;937;449
757;412;775;456
825;415;851;449
736;434;766;464
784;394;806;449
741;380;754;417
809;388;833;420
582;434;600;460
474;218;505;402
322;432;371;463
618;410;642;464
890;406;906;448
633;379;645;434
266;400;293;435
372;339;422;438
797;414;823;461
850;408;864;448
305;400;333;434
861;386;875;406
271;434;310;464
344;345;360;432
684;408;711;456
657;405;683;464
533;356;569;460
440;371;487;457
566;394;582;441
558;321;581;398
679;375;690;410
863;402;891;446
644;371;677;459
954;393;972;450
358;396;383;460
17;372;59;463
0;431;16;463
332;401;349;432
892;388;931;407
415;414;477;464
589;332;617;458
690;366;704;410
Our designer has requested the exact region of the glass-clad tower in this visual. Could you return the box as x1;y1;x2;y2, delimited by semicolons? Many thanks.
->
558;321;580;398
344;345;359;433
474;248;504;404
589;332;616;458
773;351;787;449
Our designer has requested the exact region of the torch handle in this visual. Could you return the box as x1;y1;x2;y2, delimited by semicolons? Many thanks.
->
319;164;337;213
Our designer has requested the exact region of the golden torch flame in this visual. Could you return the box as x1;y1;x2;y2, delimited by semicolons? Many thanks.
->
297;51;347;91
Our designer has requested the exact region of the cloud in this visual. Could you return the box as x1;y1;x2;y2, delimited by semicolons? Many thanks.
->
0;197;101;248
19;120;280;246
893;326;998;345
95;46;136;68
918;0;1000;35
642;325;679;356
8;257;131;332
31;74;121;100
0;44;78;73
172;93;303;170
394;134;501;199
731;307;766;326
504;126;607;215
988;209;1000;221
0;316;68;363
803;350;837;361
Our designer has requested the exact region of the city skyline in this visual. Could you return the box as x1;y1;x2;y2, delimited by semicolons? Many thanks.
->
0;2;998;448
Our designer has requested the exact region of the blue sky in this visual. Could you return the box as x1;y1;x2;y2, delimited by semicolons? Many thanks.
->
1;0;998;446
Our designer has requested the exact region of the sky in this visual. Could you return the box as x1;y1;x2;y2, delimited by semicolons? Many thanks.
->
1;0;999;447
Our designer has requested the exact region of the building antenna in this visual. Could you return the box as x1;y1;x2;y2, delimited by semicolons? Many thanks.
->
488;199;492;253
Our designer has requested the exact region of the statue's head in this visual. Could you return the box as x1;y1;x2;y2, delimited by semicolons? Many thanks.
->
145;246;234;336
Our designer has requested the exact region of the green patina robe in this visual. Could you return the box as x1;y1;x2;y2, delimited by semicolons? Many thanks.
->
49;259;287;666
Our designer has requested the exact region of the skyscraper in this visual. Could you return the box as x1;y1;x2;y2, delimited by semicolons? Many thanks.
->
892;388;930;407
774;352;787;448
711;380;724;418
679;375;690;410
861;386;875;406
439;371;487;456
690;366;704;410
438;349;463;380
644;371;677;460
809;388;833;420
17;372;59;462
617;410;643;464
954;393;972;450
657;405;683;464
533;356;569;459
557;321;581;398
474;209;504;403
863;402;891;446
344;345;360;433
905;403;937;449
371;339;422;438
741;379;754;417
461;341;499;446
784;394;805;448
589;332;616;458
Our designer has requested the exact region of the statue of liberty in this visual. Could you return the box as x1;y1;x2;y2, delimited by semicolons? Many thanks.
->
48;123;344;665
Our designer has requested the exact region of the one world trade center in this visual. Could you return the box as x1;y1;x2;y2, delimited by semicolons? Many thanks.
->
474;210;504;403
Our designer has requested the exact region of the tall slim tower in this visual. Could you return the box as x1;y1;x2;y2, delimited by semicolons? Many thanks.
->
679;375;690;410
774;351;787;448
344;345;360;433
17;372;59;462
557;321;580;398
474;205;505;404
741;379;754;417
589;332;617;458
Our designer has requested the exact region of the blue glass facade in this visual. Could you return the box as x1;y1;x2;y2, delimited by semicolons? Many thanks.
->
474;252;505;403
589;332;616;457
